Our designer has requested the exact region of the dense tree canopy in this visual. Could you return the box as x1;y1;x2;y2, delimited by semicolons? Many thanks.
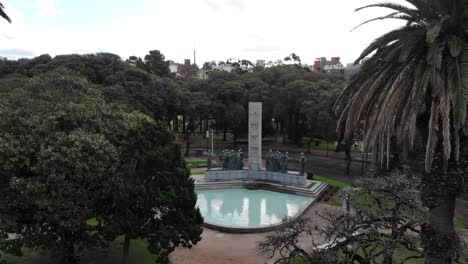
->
0;53;346;151
0;72;202;264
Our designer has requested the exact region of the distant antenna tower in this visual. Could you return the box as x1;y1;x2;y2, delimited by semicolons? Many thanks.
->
193;44;197;66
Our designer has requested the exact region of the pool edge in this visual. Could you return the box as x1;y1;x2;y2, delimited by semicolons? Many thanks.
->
195;181;329;233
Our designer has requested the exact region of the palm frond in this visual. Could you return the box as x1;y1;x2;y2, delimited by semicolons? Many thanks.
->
354;25;424;64
0;2;11;23
425;99;439;173
400;63;431;148
405;0;438;18
429;0;454;16
426;16;449;43
356;2;424;20
350;13;415;33
438;82;451;166
456;43;468;127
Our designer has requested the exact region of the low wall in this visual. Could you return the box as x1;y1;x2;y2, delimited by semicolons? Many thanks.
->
204;169;307;186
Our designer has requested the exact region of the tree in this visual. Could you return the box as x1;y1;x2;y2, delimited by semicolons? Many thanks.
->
0;1;11;23
334;1;468;263
0;72;203;264
0;73;122;263
126;55;148;72
260;172;427;264
144;50;170;77
95;113;203;264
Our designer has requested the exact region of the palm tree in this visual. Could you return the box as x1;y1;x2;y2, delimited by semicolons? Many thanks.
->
335;1;468;263
0;1;11;23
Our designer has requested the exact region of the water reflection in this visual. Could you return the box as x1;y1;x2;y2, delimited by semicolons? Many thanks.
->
196;189;313;228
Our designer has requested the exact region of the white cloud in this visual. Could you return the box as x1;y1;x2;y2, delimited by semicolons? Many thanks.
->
34;0;64;19
0;0;408;65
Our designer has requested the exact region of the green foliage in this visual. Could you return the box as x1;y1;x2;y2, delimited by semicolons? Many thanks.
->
336;2;468;262
455;218;468;229
0;52;346;148
95;113;203;262
143;50;170;77
0;73;122;263
1;237;162;264
314;176;350;188
0;71;202;263
186;160;207;169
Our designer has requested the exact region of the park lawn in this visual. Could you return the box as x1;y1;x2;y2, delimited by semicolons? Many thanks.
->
186;160;207;169
1;237;159;264
1;219;160;264
191;171;205;175
313;175;350;206
314;175;350;188
455;217;468;229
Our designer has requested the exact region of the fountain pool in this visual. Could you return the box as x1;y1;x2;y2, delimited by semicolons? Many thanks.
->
196;188;314;232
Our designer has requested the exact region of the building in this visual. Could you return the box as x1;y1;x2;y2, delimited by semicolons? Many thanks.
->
168;59;194;78
168;60;179;75
313;57;344;74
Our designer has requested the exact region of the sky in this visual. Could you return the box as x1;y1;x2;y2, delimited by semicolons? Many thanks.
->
0;0;408;65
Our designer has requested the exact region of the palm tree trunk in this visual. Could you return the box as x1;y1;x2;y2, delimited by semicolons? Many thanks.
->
423;194;456;264
122;234;131;264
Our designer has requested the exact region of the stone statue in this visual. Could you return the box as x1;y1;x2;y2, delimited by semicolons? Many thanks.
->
280;152;289;173
266;149;273;171
227;150;235;170
274;151;281;171
219;149;245;170
221;149;229;170
299;152;307;176
238;149;244;169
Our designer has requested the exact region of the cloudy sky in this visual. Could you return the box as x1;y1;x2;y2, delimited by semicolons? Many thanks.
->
0;0;407;65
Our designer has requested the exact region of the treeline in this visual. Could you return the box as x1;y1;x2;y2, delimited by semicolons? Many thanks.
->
0;51;347;154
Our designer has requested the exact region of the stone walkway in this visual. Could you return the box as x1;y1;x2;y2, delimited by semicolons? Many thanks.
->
170;203;340;264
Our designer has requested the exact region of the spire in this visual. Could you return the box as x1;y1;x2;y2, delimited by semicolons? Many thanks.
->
193;44;197;66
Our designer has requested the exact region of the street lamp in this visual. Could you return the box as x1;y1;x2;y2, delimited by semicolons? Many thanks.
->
206;130;209;153
272;117;276;142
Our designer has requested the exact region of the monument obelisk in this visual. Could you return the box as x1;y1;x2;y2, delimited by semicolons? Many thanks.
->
248;102;262;170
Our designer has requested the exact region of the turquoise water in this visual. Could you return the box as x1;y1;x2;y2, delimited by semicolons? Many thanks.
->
196;188;313;228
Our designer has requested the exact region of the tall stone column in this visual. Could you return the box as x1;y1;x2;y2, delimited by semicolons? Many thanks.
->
248;102;262;171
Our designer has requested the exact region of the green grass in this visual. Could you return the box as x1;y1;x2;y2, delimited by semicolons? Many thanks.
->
186;160;207;169
86;217;98;226
191;171;205;175
314;176;350;188
455;217;468;229
1;237;159;264
1;219;160;264
108;237;159;264
313;175;350;206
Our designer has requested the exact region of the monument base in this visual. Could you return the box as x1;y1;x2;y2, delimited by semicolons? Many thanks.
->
204;169;307;186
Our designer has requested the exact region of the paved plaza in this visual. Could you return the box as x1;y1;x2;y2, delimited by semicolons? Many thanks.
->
170;203;340;264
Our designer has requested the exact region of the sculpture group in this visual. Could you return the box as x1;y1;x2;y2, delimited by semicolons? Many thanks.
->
209;149;308;176
266;150;289;173
220;149;244;170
